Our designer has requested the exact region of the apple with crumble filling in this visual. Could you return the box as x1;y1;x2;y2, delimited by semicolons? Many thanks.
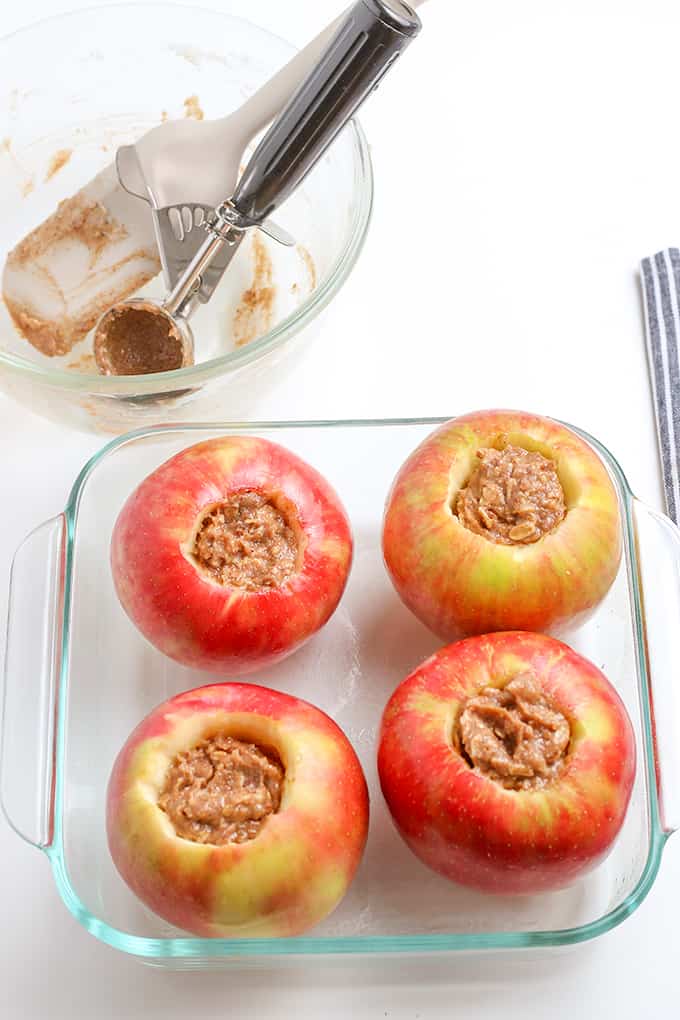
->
110;436;353;673
382;409;622;638
107;682;369;936
377;631;635;894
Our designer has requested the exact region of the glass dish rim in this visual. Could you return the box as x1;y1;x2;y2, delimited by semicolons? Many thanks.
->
0;2;374;393
46;416;667;958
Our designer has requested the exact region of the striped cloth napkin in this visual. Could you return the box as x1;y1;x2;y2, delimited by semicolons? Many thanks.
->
641;249;680;524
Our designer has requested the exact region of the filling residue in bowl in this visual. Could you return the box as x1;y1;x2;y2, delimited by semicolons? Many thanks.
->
0;99;318;375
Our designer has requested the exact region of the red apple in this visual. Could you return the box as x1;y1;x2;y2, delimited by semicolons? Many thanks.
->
107;682;369;937
111;436;353;673
378;631;635;894
382;410;622;639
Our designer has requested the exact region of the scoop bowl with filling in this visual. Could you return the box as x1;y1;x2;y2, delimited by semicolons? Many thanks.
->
106;682;369;937
377;631;635;895
110;436;353;674
382;409;622;639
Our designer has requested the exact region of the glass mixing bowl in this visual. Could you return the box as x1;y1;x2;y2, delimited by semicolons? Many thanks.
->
0;5;373;432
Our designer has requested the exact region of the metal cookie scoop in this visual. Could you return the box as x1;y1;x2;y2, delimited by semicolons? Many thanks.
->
93;299;193;376
94;0;422;376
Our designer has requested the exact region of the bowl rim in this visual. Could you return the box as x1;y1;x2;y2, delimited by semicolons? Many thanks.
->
0;2;374;394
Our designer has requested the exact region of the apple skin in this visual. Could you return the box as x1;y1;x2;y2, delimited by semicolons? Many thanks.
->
382;410;622;639
111;436;353;674
378;632;635;895
107;682;369;938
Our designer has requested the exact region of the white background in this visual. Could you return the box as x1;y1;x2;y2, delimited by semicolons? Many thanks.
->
1;0;680;1016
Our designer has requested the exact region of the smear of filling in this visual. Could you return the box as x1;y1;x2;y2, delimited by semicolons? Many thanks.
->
190;491;298;591
458;675;570;790
67;351;97;373
183;94;204;120
297;244;317;292
45;148;72;182
158;734;284;845
456;445;566;545
3;183;160;357
1;137;36;199
232;233;276;347
12;194;128;266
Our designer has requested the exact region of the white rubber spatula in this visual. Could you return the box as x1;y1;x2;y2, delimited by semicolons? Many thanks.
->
2;0;425;358
116;25;345;209
118;0;426;209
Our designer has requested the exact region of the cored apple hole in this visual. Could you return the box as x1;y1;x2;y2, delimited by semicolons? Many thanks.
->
188;490;299;591
158;733;285;845
451;443;567;545
455;675;571;791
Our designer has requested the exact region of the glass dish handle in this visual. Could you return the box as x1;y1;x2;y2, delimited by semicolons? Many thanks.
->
634;499;680;834
1;516;66;849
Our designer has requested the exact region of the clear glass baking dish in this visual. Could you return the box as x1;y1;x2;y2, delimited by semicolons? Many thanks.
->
2;417;680;966
0;6;372;433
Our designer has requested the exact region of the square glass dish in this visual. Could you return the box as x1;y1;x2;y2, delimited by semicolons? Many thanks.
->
2;417;680;966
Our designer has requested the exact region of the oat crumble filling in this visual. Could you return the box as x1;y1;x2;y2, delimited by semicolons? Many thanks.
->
190;491;298;591
458;675;571;790
94;303;185;375
158;734;284;845
455;444;566;545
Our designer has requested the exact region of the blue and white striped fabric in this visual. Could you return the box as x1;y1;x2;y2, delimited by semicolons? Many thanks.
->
641;249;680;525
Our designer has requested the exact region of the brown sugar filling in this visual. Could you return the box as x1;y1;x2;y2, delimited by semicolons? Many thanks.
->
455;445;566;545
158;734;284;845
190;491;298;591
94;303;186;375
458;675;570;790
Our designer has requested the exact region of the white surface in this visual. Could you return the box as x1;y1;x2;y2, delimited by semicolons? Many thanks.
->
1;0;679;1016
